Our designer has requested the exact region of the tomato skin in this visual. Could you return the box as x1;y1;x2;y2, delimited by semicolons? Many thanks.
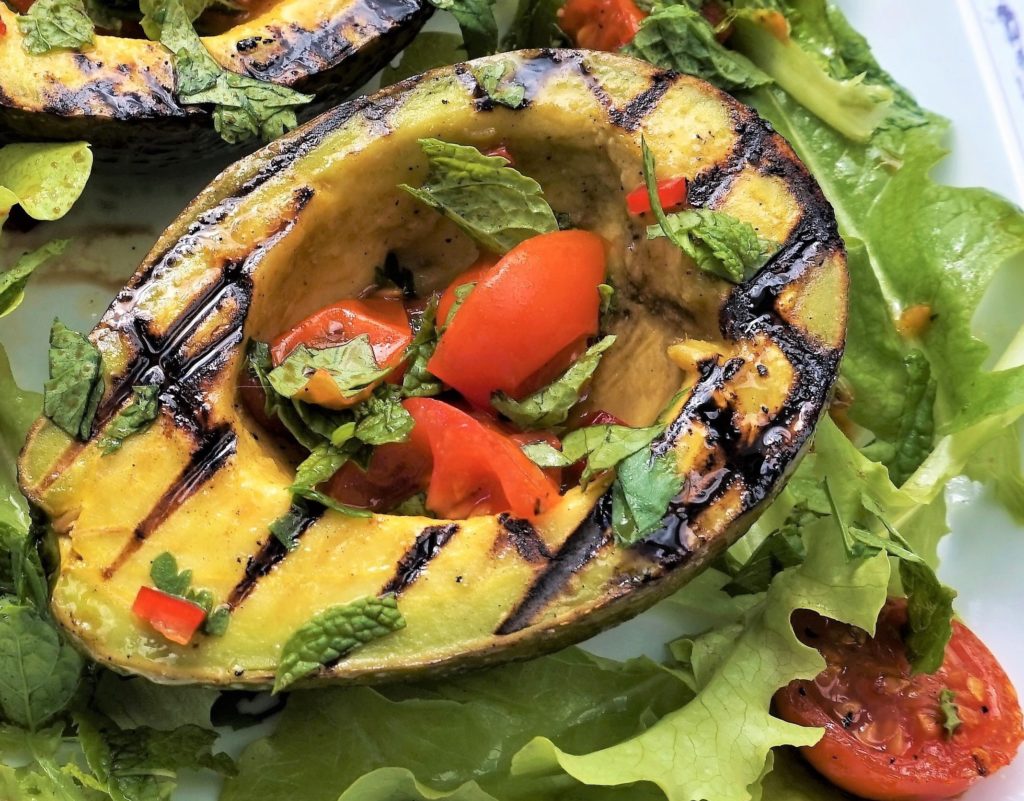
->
436;258;496;327
325;441;432;513
271;297;411;409
558;0;646;51
485;145;515;164
775;599;1024;801
626;177;688;215
404;398;560;519
132;586;206;646
427;230;607;409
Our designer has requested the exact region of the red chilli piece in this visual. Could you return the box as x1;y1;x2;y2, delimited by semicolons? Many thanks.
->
626;177;689;215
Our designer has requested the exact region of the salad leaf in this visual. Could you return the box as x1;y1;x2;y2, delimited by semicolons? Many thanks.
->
98;384;160;454
492;336;616;429
611;442;684;545
426;0;498;58
401;139;558;254
0;240;68;319
275;595;406;692
0;142;93;227
381;33;467;85
523;423;663;486
0;345;40;533
43;319;104;441
17;0;94;54
269;335;389;399
502;0;567;49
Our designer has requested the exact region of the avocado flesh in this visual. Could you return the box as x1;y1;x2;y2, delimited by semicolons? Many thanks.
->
0;0;432;161
19;50;848;687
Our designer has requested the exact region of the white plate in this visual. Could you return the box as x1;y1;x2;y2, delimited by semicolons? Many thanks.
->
1;1;1022;798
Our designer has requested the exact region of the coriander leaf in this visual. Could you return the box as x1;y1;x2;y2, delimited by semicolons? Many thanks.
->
150;552;192;597
0;141;92;226
400;138;557;254
523;423;663;487
43;319;104;441
426;0;497;58
274;595;406;692
900;556;956;674
939;689;961;738
268;335;389;400
626;4;770;92
884;350;936;486
642;139;774;282
0;240;68;319
502;0;567;49
492;336;616;430
145;0;311;144
17;0;94;54
611;440;684;545
471;61;526;109
381;33;467;85
402;296;444;398
0;599;82;730
98;384;160;455
354;386;414;446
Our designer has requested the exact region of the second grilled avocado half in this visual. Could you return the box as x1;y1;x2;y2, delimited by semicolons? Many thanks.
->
19;50;848;687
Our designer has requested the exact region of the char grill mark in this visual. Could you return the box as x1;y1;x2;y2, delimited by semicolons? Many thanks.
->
227;502;325;608
381;523;460;595
608;70;676;131
102;425;237;579
496;514;552;563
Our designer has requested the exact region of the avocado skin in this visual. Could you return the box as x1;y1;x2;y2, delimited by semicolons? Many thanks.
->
0;0;433;164
18;50;848;687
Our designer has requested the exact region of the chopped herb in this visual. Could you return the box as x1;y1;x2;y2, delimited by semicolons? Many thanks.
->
98;385;160;455
425;0;497;58
472;60;527;108
354;386;414;446
401;296;444;398
721;524;808;597
493;336;616;430
598;283;615;316
274;595;406;692
0;241;68;319
269;502;314;551
268;335;389;400
149;552;230;637
43;319;104;441
18;0;94;54
939;688;962;738
290;444;370;518
401;138;558;254
523;422;662;486
611;440;684;546
502;0;567;49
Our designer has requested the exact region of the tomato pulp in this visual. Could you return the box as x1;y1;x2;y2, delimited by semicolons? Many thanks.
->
558;0;646;51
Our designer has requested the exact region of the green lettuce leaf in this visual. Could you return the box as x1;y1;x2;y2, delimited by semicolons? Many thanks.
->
0;240;69;319
0;142;92;227
0;344;40;533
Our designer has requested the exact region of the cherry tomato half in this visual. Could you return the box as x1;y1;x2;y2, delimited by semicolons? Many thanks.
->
132;586;207;646
427;230;606;409
775;598;1024;801
625;177;689;215
558;0;646;51
404;398;560;519
271;297;412;409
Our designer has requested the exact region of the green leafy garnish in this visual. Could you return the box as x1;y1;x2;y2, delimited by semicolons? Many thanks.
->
611;441;684;545
17;0;94;54
471;60;527;108
290;444;371;518
719;521;807;597
939;688;962;738
150;552;231;637
269;500;317;551
143;0;312;144
524;423;663;488
98;384;160;454
268;335;389;400
492;336;616;430
884;350;937;486
274;595;406;692
0;240;68;320
354;385;414;445
43;319;104;441
401;138;558;254
900;551;957;674
425;0;497;58
502;0;567;49
401;296;444;398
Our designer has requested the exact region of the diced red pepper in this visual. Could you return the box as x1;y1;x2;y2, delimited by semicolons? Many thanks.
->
626;177;689;215
132;586;206;646
485;145;515;164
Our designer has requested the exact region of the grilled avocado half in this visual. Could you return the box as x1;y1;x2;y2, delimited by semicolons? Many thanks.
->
0;0;431;161
19;50;848;687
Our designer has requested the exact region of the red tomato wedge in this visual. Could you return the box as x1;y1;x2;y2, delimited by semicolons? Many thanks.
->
132;586;206;646
326;441;432;513
436;258;496;326
404;398;560;519
558;0;646;51
626;177;689;215
427;230;607;409
271;297;412;409
775;599;1024;801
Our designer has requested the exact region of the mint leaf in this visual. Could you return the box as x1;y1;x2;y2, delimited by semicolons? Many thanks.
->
274;595;406;692
143;0;311;144
43;319;104;441
151;552;192;596
0;241;68;319
642;139;774;282
900;555;956;674
0;524;48;610
939;688;962;738
0;599;82;730
354;386;413;446
523;423;663;488
426;0;497;58
611;441;684;545
401;138;558;254
492;336;616;430
268;335;389;400
245;340;325;451
472;60;526;108
98;384;160;455
720;523;807;597
401;296;444;398
269;501;315;551
626;4;770;92
290;444;370;518
18;0;94;53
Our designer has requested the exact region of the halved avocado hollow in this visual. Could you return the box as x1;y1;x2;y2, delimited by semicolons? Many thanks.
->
0;0;432;162
19;50;847;687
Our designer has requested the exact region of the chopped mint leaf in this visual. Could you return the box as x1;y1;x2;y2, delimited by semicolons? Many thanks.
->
611;439;684;545
472;60;527;108
493;336;616;430
290;444;370;518
502;0;567;49
0;241;68;320
900;554;957;674
444;283;476;328
626;4;770;92
269;501;316;551
401;138;558;254
268;335;389;400
401;296;444;398
274;595;406;692
721;523;807;597
151;552;192;597
524;422;663;486
381;32;467;85
98;384;160;455
939;688;962;738
245;340;324;451
354;386;413;446
204;606;231;637
143;0;312;144
390;493;430;517
642;139;774;282
18;0;94;54
426;0;497;58
43;319;104;441
598;283;615;315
